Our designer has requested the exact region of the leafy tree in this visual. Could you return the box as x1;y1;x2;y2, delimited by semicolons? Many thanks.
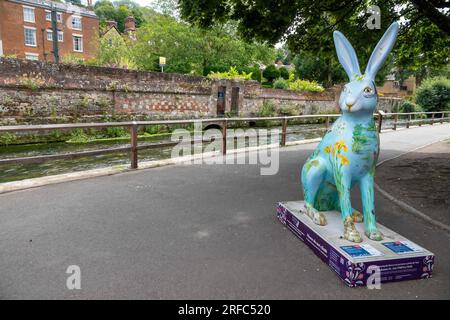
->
263;65;280;83
132;14;276;75
415;77;450;112
279;67;289;80
178;0;450;86
94;0;146;32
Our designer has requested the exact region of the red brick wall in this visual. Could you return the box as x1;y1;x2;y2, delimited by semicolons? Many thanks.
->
0;0;99;61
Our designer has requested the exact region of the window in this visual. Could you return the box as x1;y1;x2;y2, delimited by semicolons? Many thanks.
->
47;30;63;42
24;27;36;47
72;16;82;30
25;53;39;61
47;30;53;41
46;11;62;22
23;6;35;23
73;35;83;52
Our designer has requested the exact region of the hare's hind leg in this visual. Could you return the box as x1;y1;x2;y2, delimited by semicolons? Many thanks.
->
360;173;383;240
301;157;327;226
336;175;363;243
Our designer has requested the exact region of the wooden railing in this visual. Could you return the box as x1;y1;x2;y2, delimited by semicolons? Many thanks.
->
0;111;449;169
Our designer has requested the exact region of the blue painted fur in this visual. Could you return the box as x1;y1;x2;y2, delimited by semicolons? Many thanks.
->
301;22;399;242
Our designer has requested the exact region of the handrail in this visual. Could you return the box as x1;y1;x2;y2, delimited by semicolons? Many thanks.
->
0;111;448;170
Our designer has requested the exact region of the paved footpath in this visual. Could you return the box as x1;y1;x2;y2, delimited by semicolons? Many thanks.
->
0;124;449;299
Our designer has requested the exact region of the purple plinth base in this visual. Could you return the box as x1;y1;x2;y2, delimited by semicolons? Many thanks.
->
277;201;434;287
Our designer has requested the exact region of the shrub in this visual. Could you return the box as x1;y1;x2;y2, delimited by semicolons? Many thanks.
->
289;79;325;92
279;104;300;116
273;77;289;90
0;132;17;146
262;65;280;83
258;101;277;117
415;77;450;112
68;129;90;143
104;127;127;138
279;67;289;80
208;66;252;81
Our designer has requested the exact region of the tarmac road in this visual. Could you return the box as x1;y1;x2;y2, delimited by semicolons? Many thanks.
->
0;124;449;299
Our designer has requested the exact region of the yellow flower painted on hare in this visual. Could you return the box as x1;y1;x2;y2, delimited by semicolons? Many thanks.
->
334;140;348;152
338;154;350;166
324;146;331;154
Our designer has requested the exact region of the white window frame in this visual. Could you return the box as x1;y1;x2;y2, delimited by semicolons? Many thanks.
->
73;34;83;52
46;10;62;23
24;26;37;47
0;40;3;56
25;52;39;61
46;29;53;41
47;30;63;42
23;6;35;23
71;15;82;30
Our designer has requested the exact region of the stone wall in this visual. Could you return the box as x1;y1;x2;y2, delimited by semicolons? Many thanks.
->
0;58;402;125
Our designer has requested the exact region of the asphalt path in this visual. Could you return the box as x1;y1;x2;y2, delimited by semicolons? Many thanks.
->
0;124;449;299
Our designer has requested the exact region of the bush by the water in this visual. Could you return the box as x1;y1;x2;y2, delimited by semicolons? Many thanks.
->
415;77;450;112
273;77;289;90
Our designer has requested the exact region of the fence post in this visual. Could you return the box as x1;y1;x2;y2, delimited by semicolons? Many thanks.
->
222;119;227;155
431;113;435;125
130;122;138;169
441;112;445;124
325;116;330;130
393;114;398;130
377;110;384;133
281;117;288;146
406;114;411;128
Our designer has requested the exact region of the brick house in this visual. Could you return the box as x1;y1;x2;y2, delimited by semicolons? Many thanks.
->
0;0;99;62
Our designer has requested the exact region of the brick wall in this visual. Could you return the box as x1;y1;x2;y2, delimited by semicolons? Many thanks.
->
0;58;401;125
0;0;99;61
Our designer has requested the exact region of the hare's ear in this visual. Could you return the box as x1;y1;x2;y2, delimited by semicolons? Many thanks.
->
365;22;399;79
333;31;361;81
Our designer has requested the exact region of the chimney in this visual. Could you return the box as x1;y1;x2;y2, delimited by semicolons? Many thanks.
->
106;20;118;29
86;0;93;9
124;16;136;33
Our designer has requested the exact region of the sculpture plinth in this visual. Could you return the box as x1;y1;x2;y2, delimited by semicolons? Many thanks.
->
277;202;434;287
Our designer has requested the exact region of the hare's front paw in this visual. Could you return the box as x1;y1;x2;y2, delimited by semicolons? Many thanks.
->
343;216;363;243
366;230;383;241
351;209;364;223
305;205;327;226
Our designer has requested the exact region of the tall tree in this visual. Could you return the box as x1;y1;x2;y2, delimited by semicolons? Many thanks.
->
178;0;449;85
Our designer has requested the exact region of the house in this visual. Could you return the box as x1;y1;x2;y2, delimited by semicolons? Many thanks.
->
0;0;99;62
100;16;137;43
378;74;417;96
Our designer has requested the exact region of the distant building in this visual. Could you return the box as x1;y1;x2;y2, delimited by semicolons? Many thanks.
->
0;0;99;62
378;74;416;96
100;16;136;43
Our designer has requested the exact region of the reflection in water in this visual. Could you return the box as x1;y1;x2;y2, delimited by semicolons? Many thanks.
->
0;124;326;183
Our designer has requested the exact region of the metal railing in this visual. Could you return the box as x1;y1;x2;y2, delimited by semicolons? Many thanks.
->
0;111;449;169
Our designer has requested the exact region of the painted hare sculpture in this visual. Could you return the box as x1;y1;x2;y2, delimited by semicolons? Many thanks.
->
301;22;399;243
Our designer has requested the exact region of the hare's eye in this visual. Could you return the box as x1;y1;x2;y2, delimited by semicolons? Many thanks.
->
364;87;373;94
